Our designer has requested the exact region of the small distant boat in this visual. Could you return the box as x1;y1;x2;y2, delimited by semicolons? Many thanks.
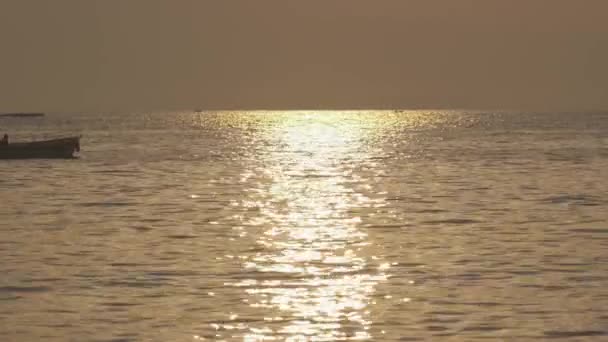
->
194;109;203;113
0;113;45;118
0;136;81;159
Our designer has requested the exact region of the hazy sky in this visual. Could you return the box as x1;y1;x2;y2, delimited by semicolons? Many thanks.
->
1;0;607;112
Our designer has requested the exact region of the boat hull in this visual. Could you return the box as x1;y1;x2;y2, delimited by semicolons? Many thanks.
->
0;137;81;159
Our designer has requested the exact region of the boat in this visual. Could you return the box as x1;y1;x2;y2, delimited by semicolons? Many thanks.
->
0;113;45;118
0;136;81;159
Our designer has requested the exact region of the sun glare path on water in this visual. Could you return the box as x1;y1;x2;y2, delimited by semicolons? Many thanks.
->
216;111;396;340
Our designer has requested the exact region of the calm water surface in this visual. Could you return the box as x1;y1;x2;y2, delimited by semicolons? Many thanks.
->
1;111;607;341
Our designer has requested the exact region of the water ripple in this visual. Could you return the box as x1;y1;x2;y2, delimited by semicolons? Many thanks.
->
1;111;607;341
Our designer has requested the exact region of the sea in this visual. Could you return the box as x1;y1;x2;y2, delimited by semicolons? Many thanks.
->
1;110;607;341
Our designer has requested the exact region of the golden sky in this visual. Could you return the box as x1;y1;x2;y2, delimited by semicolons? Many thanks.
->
1;0;607;112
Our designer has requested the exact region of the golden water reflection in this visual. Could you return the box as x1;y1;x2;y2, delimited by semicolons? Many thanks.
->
232;112;390;340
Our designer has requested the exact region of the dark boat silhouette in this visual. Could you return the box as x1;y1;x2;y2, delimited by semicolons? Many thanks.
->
0;113;45;118
0;136;81;159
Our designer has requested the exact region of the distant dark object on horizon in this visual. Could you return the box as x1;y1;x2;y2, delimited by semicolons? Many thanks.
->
0;136;81;159
194;109;203;113
0;112;45;118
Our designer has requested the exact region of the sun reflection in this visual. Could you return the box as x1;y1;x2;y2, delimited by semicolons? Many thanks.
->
225;112;390;340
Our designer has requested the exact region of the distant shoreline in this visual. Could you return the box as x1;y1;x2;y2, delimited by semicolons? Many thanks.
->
0;113;45;117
